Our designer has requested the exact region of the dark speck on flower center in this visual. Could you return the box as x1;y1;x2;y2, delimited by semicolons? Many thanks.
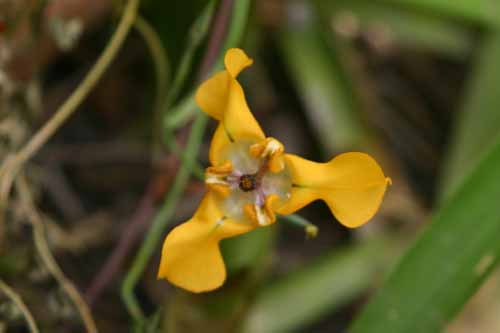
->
239;174;257;192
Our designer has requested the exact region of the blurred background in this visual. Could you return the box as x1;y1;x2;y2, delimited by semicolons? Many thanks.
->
2;0;500;332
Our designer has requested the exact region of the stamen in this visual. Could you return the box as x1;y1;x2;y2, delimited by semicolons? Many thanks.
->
249;137;285;173
243;194;279;226
205;161;233;196
206;161;233;175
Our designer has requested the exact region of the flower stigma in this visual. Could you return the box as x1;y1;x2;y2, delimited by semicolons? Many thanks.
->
239;174;257;192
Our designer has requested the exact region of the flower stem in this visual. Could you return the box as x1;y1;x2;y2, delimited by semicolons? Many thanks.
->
121;112;208;322
134;15;169;117
16;175;98;332
162;0;252;130
280;214;319;239
134;15;169;161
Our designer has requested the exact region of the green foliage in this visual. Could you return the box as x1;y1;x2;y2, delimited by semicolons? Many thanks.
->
440;33;500;200
243;237;399;332
317;0;474;58
278;13;364;153
378;0;500;27
350;138;500;333
222;226;275;275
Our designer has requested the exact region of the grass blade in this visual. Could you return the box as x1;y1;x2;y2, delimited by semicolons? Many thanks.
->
278;7;365;153
350;138;500;333
440;33;500;200
243;237;397;333
378;0;500;28
318;0;473;58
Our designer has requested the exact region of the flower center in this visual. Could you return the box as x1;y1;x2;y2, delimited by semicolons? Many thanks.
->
239;174;257;192
205;138;291;226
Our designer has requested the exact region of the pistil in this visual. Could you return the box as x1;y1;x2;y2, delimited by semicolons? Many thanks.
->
239;174;257;192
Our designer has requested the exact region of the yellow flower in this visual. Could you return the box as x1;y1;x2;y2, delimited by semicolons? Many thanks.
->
157;48;391;293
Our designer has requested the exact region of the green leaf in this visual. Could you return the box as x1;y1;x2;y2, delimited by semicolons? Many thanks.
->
350;138;500;333
440;33;500;200
221;226;275;274
377;0;500;28
317;0;473;58
242;237;397;333
278;6;365;153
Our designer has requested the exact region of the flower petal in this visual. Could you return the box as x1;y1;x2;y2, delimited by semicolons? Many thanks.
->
224;48;253;78
195;71;229;121
222;77;265;142
276;153;390;228
196;49;265;166
209;124;232;166
158;192;255;292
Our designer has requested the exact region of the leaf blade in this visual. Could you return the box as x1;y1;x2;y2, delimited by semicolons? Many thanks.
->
350;139;500;333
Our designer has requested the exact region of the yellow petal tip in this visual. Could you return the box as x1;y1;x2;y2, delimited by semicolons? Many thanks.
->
224;48;253;77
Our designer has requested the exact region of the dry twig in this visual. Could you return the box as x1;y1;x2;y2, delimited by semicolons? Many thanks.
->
0;278;39;333
0;0;140;246
16;175;97;333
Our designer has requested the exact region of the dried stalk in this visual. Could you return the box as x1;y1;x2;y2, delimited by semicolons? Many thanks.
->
0;278;39;333
0;0;140;245
16;175;97;333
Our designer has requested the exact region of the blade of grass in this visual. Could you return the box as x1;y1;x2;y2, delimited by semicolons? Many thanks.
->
278;6;365;153
440;33;500;201
121;112;208;322
317;0;473;58
242;237;398;333
377;0;500;28
350;138;500;333
163;0;216;107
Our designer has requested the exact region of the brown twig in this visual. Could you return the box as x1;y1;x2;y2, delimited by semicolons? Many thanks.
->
0;0;140;247
16;174;97;333
0;278;40;333
85;182;156;305
197;0;234;81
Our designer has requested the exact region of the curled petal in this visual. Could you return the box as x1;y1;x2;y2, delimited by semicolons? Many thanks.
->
158;192;254;293
224;48;253;78
195;49;265;166
276;153;390;228
195;71;230;121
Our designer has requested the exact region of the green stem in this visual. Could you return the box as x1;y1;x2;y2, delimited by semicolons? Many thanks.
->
134;16;169;117
121;113;208;322
121;0;252;323
163;129;205;180
133;16;169;160
135;15;206;177
280;214;319;239
162;0;252;131
164;1;216;108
